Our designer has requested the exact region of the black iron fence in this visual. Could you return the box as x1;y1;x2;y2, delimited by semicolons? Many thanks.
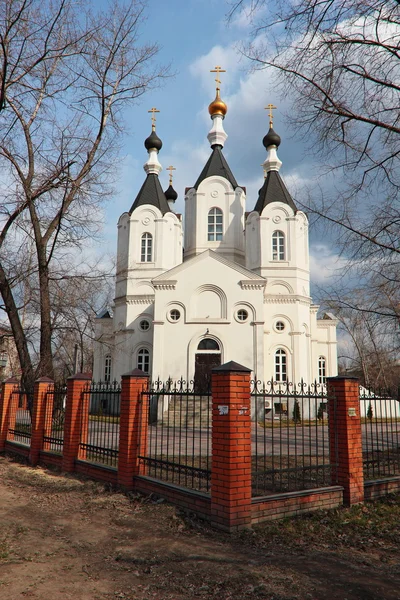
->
251;380;336;496
9;387;32;446
139;379;211;492
79;381;121;468
43;384;67;453
361;386;400;480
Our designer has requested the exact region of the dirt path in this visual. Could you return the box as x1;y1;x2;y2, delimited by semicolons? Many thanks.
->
0;457;399;599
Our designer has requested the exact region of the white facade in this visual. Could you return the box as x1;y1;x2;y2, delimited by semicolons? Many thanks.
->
94;101;338;387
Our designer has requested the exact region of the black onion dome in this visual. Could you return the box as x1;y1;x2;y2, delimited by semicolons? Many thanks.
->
144;129;162;151
164;184;178;202
263;127;281;149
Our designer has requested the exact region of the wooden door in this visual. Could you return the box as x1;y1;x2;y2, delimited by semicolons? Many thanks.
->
194;353;221;394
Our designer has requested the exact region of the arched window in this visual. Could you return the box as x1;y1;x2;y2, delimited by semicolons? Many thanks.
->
318;356;326;383
208;208;223;241
275;349;287;382
137;348;150;373
197;339;220;351
104;355;112;383
272;230;285;261
141;233;153;262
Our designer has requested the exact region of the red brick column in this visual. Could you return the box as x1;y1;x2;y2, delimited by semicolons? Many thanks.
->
118;369;149;490
62;373;91;472
327;376;364;506
0;377;19;450
29;377;54;466
211;361;252;532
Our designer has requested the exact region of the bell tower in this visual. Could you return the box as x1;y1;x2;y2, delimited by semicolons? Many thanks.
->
184;67;246;265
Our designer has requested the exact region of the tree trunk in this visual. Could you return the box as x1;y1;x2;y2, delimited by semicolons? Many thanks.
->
0;264;35;393
37;245;54;380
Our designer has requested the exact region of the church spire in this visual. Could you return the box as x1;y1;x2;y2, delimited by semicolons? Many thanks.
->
253;106;297;214
129;109;170;215
164;165;178;209
262;104;282;173
207;66;228;148
143;107;163;176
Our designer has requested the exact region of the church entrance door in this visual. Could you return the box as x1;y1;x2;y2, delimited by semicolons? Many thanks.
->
194;338;221;394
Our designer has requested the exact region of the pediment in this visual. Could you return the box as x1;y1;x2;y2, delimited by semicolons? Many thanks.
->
151;249;266;285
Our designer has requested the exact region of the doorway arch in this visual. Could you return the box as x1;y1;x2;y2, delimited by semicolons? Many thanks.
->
194;338;221;394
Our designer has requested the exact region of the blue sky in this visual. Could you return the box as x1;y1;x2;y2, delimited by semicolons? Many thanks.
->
97;0;342;288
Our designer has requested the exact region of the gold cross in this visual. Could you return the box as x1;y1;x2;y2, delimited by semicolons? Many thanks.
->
210;65;226;88
167;165;176;185
148;107;160;130
265;103;277;127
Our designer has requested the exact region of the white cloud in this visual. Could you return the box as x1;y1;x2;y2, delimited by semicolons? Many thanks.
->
309;244;347;284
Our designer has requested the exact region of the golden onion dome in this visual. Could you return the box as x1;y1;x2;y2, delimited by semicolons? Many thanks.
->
208;89;227;117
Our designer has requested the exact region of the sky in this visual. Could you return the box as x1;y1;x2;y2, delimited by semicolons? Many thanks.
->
97;0;343;291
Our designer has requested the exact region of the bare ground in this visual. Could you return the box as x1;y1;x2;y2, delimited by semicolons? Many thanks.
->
0;456;400;599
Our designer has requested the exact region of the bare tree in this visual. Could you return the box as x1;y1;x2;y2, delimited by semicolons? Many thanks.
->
50;270;115;381
230;0;400;230
228;0;399;197
229;0;400;341
324;288;399;390
0;0;165;392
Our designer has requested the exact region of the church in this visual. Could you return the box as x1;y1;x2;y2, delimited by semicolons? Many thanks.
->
93;70;338;389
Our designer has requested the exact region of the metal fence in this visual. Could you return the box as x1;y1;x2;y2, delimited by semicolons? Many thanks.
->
43;384;67;453
251;380;336;496
139;379;211;492
361;386;400;480
79;381;121;468
9;387;32;446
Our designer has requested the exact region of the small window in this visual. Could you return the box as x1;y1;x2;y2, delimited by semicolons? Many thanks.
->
236;309;249;322
139;319;150;331
272;230;285;261
141;233;152;262
275;349;287;382
208;208;223;241
275;321;285;331
318;356;326;384
169;309;181;322
137;348;150;373
104;355;112;383
274;402;288;416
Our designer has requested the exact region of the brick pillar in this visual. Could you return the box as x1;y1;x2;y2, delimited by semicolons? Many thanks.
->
327;376;364;506
211;361;252;532
62;373;91;472
0;377;19;450
29;377;54;466
118;369;149;490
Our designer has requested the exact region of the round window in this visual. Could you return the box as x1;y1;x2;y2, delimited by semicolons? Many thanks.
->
275;321;285;331
236;309;249;322
139;319;150;331
169;309;181;322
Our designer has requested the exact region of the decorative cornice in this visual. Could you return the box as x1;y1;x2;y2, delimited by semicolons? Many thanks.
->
240;280;267;290
152;280;177;290
264;295;311;306
126;295;155;305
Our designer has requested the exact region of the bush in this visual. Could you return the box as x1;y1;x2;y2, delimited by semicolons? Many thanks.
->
292;400;301;423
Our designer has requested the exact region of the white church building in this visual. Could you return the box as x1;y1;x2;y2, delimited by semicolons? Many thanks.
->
93;78;338;390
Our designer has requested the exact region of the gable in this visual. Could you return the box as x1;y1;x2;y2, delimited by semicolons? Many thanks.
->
152;249;266;286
